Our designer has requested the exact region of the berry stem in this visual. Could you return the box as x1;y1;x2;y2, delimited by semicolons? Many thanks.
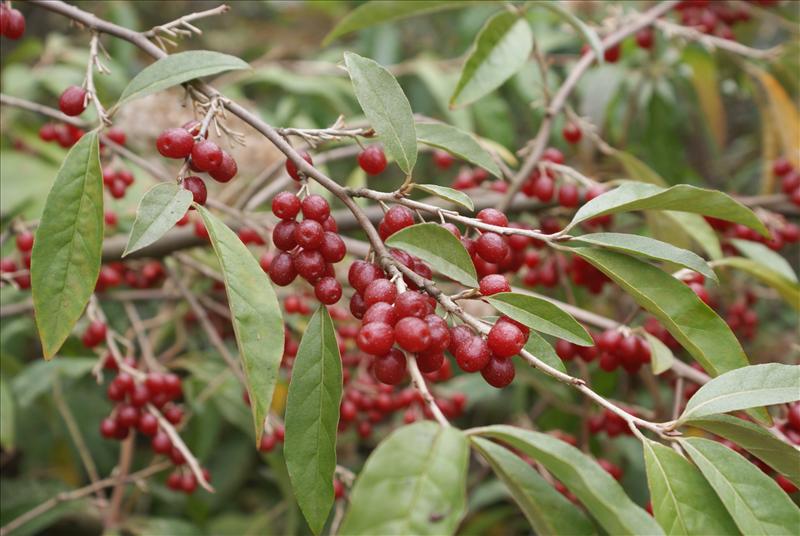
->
146;404;213;492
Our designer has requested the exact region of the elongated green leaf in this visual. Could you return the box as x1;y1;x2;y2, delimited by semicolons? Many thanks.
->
0;377;14;450
679;363;800;423
450;12;533;107
613;150;668;186
470;437;596;535
413;183;474;211
663;211;723;260
475;425;662;535
712;257;800;310
643;440;738;535
523;331;566;373
680;437;800;535
196;205;284;445
385;223;478;287
31;132;103;359
571;248;748;378
729;239;797;283
11;357;96;407
117;51;249;105
484;292;593;346
340;422;469;535
344;52;417;175
323;1;478;44
642;332;675;375
123;183;193;256
415;122;500;178
572;233;716;282
530;0;603;61
566;182;768;237
686;415;800;487
285;306;343;535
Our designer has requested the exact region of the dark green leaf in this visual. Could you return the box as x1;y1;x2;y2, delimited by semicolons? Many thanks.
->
713;257;800;310
123;182;193;256
0;377;14;450
729;239;797;283
474;425;662;535
643;440;738;535
450;12;533;107
680;437;800;535
523;331;566;373
385;223;478;287
678;363;800;423
566;182;768;237
415;122;500;178
642;332;674;375
117;51;249;105
344;52;417;175
484;292;593;346
413;183;474;211
340;422;469;535
31;132;103;359
196;205;284;445
285;306;343;535
323;1;478;44
471;437;596;535
686;415;800;487
529;1;603;61
571;233;716;282
571;248;748;378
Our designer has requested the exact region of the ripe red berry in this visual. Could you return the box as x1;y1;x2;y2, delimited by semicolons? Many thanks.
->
555;339;577;361
374;348;407;385
534;176;555;202
156;128;195;158
394;291;431;319
773;157;793;177
209;151;238;182
363;278;398;307
286;151;313;181
433;150;455;170
603;44;621;63
58;86;87;116
382;206;415;236
454;335;491;372
100;418;118;439
164;405;184;425
487;320;526;358
105;127;126;146
272;191;301;220
481;356;515;388
320;232;346;263
476;232;510;264
334;479;345;499
348;261;384;294
294;219;325;250
272;220;298;251
117;405;140;428
558;183;580;207
39;123;57;142
2;8;26;40
356;322;395;355
259;434;277;452
301;195;331;222
477;208;508;228
787;403;800;431
180;473;197;494
394;317;431;353
479;274;510;296
635;27;654;49
542;147;564;164
137;413;159;436
314;276;342;304
15;231;34;252
268;252;297;286
363;302;398;326
293;249;327;282
182;176;207;206
562;123;582;144
190;140;223;172
151;432;172;454
358;145;388;175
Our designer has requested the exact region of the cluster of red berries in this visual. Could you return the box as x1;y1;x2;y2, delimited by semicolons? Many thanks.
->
155;121;238;206
709;216;800;253
773;157;800;207
588;409;637;438
0;229;33;289
673;0;778;40
38;122;86;149
556;329;652;374
267;191;346;305
102;165;135;199
0;4;25;40
724;291;761;340
257;422;285;453
95;259;165;292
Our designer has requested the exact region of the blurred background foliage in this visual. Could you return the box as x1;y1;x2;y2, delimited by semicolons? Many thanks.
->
0;1;798;535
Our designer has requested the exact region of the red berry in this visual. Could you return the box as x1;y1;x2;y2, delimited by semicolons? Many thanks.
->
481;356;515;388
156;128;194;158
269;252;297;286
137;413;158;436
363;278;398;307
394;317;431;352
259;434;277;452
320;232;346;263
555;340;577;361
117;405;140;428
151;432;172;454
209;151;238;182
58;86;87;116
164;405;183;425
301;195;331;222
286;151;313;181
382;206;415;236
100;418;118;439
374;348;407;385
562;123;582;144
598;329;622;352
294;249;327;282
635;27;654;49
2;8;25;40
558;183;580;207
272;192;301;220
776;474;798;494
272;220;298;251
477;208;508;228
433;150;455;170
416;349;445;373
394;291;431;319
542;148;564;164
39;123;57;142
487;319;526;358
182;176;207;206
356;322;395;355
191;140;223;172
166;472;182;490
454;335;491;372
15;231;34;252
180;473;197;494
314;276;342;304
358;145;388;175
145;373;166;396
534;176;555;202
773;157;793;177
476;232;509;264
603;44;621;63
788;403;800;431
479;274;510;296
106;127;126;146
294;219;325;250
129;384;151;407
334;479;345;499
348;261;384;294
362;302;398;326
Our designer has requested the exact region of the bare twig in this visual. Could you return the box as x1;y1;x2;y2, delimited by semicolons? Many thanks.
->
146;404;213;492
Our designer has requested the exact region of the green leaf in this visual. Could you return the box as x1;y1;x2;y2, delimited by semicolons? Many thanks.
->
31;132;103;359
680;437;800;535
450;12;533;107
529;1;603;62
686;415;800;487
642;332;675;375
662;211;723;260
11;358;96;407
117;51;249;105
470;437;596;535
413;183;474;211
385;223;478;287
613;150;668;187
712;257;800;310
484;292;593;346
523;331;566;373
285;306;343;535
566;182;768;237
340;422;469;535
643;440;738;535
196;205;284;445
474;425;663;535
123;183;193;257
678;363;800;423
344;52;417;175
0;377;14;450
323;1;478;45
571;233;717;282
729;239;797;283
415;122;500;178
570;248;748;378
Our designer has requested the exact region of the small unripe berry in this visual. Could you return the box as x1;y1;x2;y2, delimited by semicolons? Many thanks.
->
59;86;87;116
358;145;388;175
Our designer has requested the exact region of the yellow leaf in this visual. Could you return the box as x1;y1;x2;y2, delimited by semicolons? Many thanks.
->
684;48;726;148
746;63;800;168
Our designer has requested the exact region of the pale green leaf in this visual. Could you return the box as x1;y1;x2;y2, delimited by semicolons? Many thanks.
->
730;238;797;283
413;183;474;211
485;292;593;346
123;182;193;256
530;1;603;62
523;331;566;373
712;257;800;310
642;332;675;375
11;358;96;407
415;122;500;178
